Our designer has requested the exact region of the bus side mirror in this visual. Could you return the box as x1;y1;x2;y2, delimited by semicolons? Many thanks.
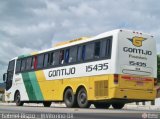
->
3;73;7;82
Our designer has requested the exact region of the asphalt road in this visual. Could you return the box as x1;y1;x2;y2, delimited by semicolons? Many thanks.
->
0;105;159;119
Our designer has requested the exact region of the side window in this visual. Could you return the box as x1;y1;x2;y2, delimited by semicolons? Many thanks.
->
59;50;64;64
77;45;85;61
69;46;77;63
65;49;70;63
21;59;26;71
6;60;15;90
101;40;106;57
85;43;94;60
82;45;85;61
8;60;15;72
26;57;32;70
50;51;60;66
77;46;82;62
105;38;112;59
16;60;21;73
31;56;36;70
101;37;112;59
37;54;44;69
44;53;50;68
50;52;54;65
94;42;101;59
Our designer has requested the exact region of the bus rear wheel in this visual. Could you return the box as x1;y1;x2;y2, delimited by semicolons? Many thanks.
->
94;103;110;109
112;103;125;109
77;88;91;108
15;91;23;106
43;102;52;107
64;88;77;108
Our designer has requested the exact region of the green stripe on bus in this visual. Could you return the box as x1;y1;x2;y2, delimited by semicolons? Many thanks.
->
28;72;44;100
22;72;37;100
18;54;30;59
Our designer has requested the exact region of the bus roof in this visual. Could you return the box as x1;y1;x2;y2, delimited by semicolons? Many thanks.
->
54;37;90;47
15;29;154;60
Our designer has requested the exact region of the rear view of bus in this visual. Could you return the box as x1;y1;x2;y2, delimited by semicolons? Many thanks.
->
114;30;157;106
2;29;157;109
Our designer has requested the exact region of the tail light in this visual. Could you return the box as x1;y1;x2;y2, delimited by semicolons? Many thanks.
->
114;74;119;84
154;78;158;86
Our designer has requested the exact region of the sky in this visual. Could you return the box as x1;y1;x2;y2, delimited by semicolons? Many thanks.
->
0;0;160;82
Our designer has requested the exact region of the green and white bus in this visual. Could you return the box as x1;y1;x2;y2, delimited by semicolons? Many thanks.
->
3;29;157;109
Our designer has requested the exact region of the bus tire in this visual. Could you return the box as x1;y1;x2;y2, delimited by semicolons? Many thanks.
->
43;102;52;107
94;103;110;109
77;88;91;108
15;91;23;106
112;103;125;109
64;88;77;108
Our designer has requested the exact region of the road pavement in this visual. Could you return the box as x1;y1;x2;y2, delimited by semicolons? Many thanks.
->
0;104;160;119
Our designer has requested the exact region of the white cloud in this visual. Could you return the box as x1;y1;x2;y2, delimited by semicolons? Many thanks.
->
68;3;98;17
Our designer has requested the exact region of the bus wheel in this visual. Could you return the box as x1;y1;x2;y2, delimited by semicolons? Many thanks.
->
77;88;91;108
64;88;77;108
15;91;23;106
94;103;110;109
43;102;52;107
112;103;125;109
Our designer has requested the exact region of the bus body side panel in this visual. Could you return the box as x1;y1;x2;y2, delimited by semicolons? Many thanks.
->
14;73;29;101
40;59;113;101
5;62;29;102
5;29;157;103
20;72;44;101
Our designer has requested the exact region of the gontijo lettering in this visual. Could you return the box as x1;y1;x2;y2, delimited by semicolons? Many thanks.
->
123;47;152;55
48;67;76;77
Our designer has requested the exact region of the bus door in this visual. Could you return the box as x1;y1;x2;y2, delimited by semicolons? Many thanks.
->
6;60;15;91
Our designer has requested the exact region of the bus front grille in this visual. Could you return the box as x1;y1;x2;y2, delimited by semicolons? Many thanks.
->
94;80;108;97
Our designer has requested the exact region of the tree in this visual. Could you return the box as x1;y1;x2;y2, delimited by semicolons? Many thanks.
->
157;55;160;85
